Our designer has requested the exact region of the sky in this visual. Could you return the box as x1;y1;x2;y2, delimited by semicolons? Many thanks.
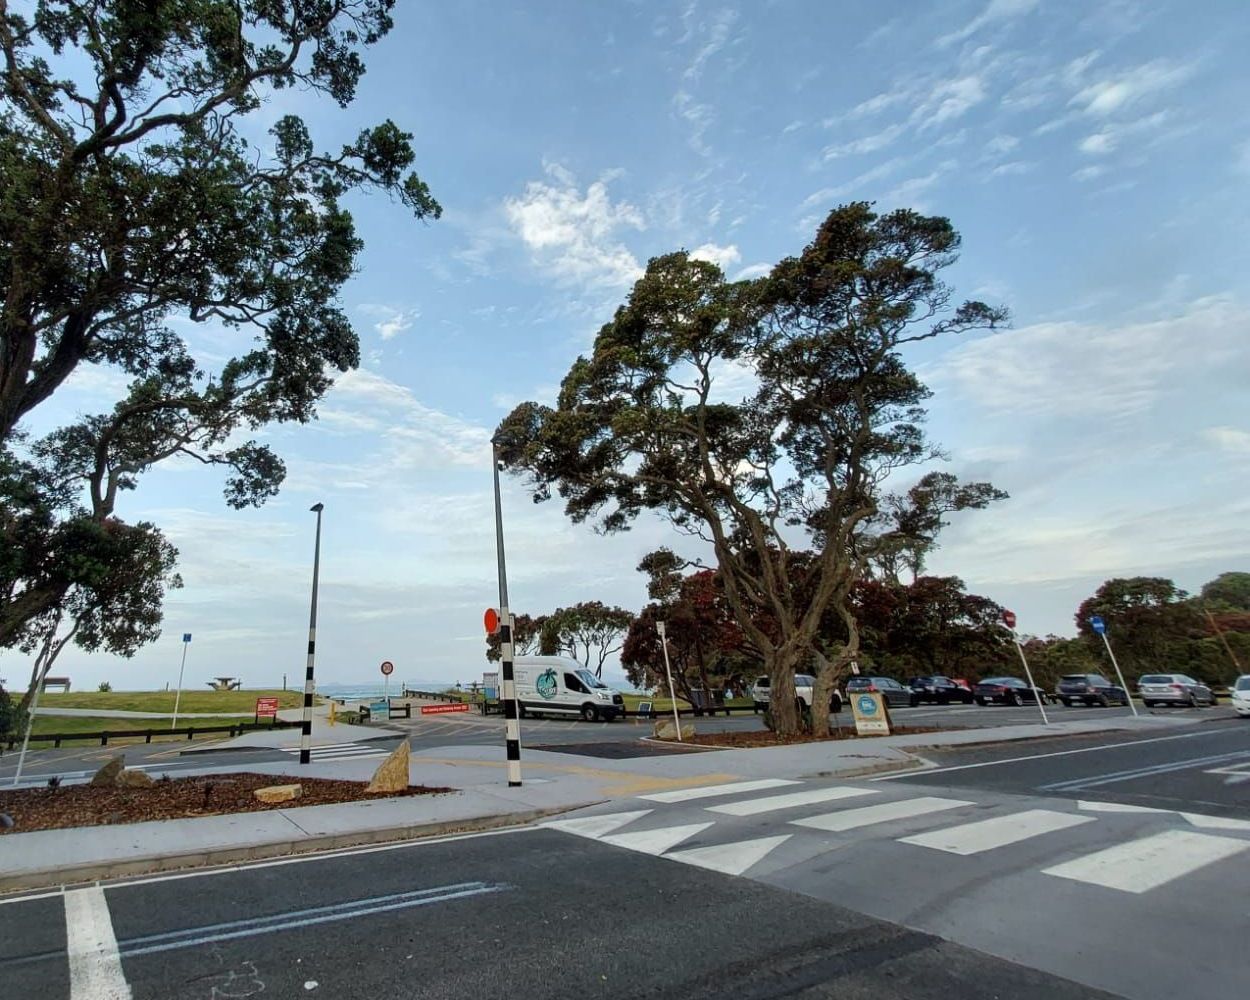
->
7;0;1250;693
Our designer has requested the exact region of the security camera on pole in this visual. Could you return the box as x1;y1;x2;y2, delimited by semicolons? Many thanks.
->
1089;615;1137;717
1003;609;1049;725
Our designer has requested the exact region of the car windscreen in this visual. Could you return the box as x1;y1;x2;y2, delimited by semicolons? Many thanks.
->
1236;677;1250;691
1138;675;1173;684
978;678;1008;685
576;669;608;689
1060;675;1089;682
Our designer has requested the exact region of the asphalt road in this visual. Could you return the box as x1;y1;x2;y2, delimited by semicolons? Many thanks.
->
880;716;1250;816
0;828;1116;1000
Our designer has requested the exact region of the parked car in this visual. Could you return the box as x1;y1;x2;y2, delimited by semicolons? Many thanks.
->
1138;673;1216;708
751;674;843;713
1056;673;1129;707
975;677;1047;706
1231;675;1250;718
909;675;974;704
846;675;918;708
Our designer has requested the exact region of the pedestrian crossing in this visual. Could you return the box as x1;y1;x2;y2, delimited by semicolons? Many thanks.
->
277;742;393;762
543;778;1250;896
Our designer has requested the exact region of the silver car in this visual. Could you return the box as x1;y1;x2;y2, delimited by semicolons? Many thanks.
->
1138;673;1215;708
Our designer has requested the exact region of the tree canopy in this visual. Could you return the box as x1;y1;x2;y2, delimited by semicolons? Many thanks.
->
0;1;439;674
497;203;1006;734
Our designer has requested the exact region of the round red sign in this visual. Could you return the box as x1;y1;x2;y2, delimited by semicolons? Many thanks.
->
484;608;500;635
380;660;394;676
1002;610;1017;629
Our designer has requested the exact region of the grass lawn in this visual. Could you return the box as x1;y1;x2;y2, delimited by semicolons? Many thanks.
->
36;689;306;714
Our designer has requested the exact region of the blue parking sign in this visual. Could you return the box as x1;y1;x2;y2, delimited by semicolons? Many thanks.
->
1089;616;1105;635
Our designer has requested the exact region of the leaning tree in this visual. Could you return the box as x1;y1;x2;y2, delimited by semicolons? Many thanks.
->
0;1;440;685
496;203;1006;736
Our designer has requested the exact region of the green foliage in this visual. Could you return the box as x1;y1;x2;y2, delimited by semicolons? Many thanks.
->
1200;572;1250;611
497;204;1006;735
485;603;633;676
0;683;27;741
96;681;112;693
1;1;439;658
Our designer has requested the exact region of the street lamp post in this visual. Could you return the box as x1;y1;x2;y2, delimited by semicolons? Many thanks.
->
657;620;682;742
301;503;324;765
491;438;523;787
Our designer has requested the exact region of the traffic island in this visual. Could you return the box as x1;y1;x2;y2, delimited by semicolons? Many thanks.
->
0;772;453;834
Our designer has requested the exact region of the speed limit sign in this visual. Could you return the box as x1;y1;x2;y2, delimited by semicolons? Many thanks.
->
380;660;394;676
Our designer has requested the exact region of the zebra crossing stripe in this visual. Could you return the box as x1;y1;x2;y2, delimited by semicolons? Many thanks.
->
600;822;713;855
707;786;877;816
792;796;972;833
543;810;652;839
666;835;791;876
1042;829;1250;893
640;779;799;803
900;809;1094;855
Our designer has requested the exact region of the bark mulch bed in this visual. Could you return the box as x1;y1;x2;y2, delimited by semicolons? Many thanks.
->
681;725;954;749
0;773;453;834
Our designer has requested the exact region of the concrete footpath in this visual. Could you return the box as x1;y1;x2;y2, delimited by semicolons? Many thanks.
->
0;713;1202;892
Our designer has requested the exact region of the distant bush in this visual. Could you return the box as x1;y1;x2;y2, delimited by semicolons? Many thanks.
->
1;685;28;742
97;681;113;693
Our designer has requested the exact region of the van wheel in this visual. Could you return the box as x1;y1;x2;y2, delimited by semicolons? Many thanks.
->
580;703;598;722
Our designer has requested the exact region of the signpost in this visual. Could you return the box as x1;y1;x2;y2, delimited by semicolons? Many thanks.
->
255;696;279;723
656;620;683;741
421;702;470;715
1089;615;1138;716
171;633;192;730
851;692;891;736
1003;609;1049;725
380;660;394;701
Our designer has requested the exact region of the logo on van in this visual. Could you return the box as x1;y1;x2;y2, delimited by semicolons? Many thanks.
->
537;669;558;700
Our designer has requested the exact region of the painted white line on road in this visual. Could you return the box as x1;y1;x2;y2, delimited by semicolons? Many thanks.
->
543;810;652;839
1040;749;1250;791
900;809;1094;855
64;886;132;1000
1043;830;1249;893
600;822;713;855
1076;801;1170;815
708;786;877;816
640;779;800;803
1180;812;1250;832
666;835;792;875
870;728;1228;781
793;797;972;833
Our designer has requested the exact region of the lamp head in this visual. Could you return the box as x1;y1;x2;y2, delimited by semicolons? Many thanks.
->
310;502;324;513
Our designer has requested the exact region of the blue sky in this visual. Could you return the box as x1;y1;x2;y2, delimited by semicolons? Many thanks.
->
11;0;1250;692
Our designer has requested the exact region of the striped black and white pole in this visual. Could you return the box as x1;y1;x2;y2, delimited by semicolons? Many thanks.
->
491;438;523;786
301;502;325;765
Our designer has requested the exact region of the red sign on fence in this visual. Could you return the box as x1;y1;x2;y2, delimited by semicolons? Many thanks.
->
420;703;470;715
255;697;280;718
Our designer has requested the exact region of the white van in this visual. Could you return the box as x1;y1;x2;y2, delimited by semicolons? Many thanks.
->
514;656;624;721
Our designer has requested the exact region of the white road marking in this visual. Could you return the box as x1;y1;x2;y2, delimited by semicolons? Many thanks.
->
542;810;651;839
870;728;1227;781
1040;749;1250;791
1180;812;1250;832
792;796;972;833
666;835;792;875
64;886;132;1000
707;786;877;816
1042;829;1250;893
600;822;714;855
1077;801;1170;815
640;779;799;803
900;809;1094;855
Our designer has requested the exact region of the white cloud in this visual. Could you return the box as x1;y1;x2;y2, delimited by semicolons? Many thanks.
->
937;0;1039;48
683;7;738;81
984;134;1020;156
504;163;645;289
925;296;1250;420
673;89;715;156
1079;132;1116;155
358;303;419;341
822;123;905;160
1072;165;1108;182
735;263;772;280
689;242;741;271
1069;60;1193;117
989;161;1032;177
913;75;987;127
1204;426;1250;455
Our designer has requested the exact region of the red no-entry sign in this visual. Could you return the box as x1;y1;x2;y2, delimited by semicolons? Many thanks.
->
484;608;500;634
1002;610;1017;629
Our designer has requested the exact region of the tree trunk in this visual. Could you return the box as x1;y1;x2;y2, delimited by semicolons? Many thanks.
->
766;649;800;736
810;647;851;737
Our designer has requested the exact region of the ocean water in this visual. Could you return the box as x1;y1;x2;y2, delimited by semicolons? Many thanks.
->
318;681;452;701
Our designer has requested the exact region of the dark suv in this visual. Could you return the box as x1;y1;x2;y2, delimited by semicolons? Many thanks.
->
1057;673;1129;707
909;676;974;705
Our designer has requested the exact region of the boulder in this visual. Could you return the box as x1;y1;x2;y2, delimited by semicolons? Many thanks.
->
365;740;411;793
116;769;154;788
90;754;125;786
253;784;302;804
652;718;695;741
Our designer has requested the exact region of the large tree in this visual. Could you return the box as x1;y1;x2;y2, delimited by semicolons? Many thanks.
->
1200;572;1250;612
1075;577;1204;682
1;1;439;668
496;203;1006;735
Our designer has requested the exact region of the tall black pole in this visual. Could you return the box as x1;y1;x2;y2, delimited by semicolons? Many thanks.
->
492;439;522;786
301;503;324;765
